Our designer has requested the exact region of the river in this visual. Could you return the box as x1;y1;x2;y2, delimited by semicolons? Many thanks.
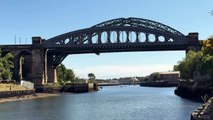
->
0;85;201;120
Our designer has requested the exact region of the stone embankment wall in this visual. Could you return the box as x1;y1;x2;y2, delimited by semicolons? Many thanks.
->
174;85;212;101
35;85;61;93
0;90;35;98
62;83;96;93
191;97;213;120
35;83;98;93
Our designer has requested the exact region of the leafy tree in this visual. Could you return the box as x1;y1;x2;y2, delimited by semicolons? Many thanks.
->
65;69;75;83
201;37;213;55
174;51;203;79
88;73;96;83
56;64;75;84
75;77;87;83
149;72;161;81
0;50;14;80
200;37;213;79
200;54;213;79
174;36;213;81
56;64;66;83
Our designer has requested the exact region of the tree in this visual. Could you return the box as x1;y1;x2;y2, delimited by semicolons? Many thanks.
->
149;72;161;81
56;64;66;83
174;51;203;79
174;36;213;81
75;77;87;83
0;50;14;80
200;37;213;79
65;69;75;83
88;73;96;83
201;37;213;55
56;64;75;84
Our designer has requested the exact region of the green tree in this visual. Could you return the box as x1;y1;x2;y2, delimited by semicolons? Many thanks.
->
200;37;213;79
65;69;75;82
88;73;96;83
174;51;203;79
56;64;75;84
201;54;213;79
201;37;213;55
75;77;87;83
174;36;213;81
149;72;161;81
56;64;66;83
0;50;14;80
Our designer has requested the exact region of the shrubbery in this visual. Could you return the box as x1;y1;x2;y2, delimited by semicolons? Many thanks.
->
0;51;14;80
174;36;213;83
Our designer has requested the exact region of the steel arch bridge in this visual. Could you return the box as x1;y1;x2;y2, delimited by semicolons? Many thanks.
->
0;17;201;85
42;17;200;67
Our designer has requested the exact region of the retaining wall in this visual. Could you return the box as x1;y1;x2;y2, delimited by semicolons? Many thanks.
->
0;90;35;98
174;86;213;101
62;83;95;93
191;97;213;120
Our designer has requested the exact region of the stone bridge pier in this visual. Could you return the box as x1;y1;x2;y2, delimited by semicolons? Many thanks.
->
186;33;201;52
11;37;58;86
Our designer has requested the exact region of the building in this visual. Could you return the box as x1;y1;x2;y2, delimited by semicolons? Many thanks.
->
158;71;180;83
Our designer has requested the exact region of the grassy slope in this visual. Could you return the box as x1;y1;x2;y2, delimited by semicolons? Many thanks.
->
0;84;29;91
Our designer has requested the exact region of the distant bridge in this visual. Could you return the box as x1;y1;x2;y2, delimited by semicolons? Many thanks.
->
0;17;201;86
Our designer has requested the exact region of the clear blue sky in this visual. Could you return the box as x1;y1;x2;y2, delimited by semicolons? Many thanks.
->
0;0;213;79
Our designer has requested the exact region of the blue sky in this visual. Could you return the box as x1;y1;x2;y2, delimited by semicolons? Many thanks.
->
0;0;213;79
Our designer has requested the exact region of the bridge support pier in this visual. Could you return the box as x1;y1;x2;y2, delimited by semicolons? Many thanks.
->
13;54;22;81
47;63;58;83
30;37;58;86
186;33;201;53
31;49;46;85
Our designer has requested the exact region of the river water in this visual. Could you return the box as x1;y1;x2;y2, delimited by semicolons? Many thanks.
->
0;86;201;120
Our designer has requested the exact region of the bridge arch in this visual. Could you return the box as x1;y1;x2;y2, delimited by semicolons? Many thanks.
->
43;17;186;47
12;50;32;81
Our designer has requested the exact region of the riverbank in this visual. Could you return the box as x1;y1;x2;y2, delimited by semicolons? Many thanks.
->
0;93;60;103
35;83;98;93
175;86;213;101
140;81;177;87
174;81;213;119
191;97;213;120
97;83;140;86
174;80;213;101
0;83;97;103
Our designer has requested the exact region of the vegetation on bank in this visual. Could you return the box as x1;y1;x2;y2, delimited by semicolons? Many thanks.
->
56;64;75;84
56;64;95;84
88;73;96;83
0;51;14;80
174;36;213;86
0;84;28;91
